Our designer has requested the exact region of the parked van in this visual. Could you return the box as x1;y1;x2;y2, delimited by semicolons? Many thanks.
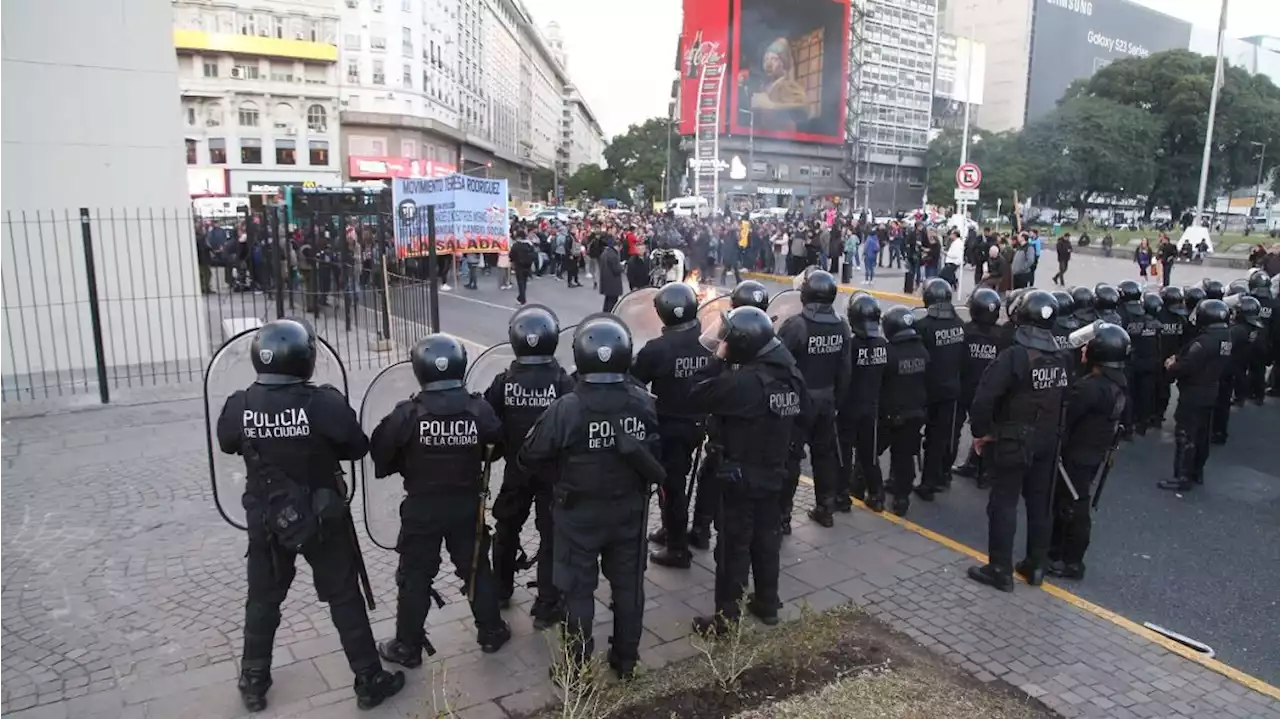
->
668;196;712;218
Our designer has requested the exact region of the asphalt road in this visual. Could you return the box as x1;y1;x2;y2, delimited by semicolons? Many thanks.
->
396;255;1278;686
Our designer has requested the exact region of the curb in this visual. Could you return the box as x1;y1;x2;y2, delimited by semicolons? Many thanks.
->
743;271;924;306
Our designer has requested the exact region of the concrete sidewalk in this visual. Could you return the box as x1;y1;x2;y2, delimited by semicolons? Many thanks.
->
3;388;1278;719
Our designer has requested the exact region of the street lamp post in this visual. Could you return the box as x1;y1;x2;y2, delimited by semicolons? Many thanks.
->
1194;0;1230;227
958;14;977;221
1251;140;1267;210
664;103;674;203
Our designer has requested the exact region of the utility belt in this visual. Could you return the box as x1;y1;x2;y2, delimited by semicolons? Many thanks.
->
551;483;645;510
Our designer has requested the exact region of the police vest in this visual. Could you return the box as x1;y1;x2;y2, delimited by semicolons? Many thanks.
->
649;327;712;419
963;324;1002;384
561;398;649;500
720;364;803;489
997;346;1068;442
795;316;847;395
401;398;484;494
500;365;564;451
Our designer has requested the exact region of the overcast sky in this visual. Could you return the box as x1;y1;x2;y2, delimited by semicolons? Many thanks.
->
520;0;1280;141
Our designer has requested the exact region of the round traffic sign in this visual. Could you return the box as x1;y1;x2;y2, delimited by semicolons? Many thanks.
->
956;163;982;190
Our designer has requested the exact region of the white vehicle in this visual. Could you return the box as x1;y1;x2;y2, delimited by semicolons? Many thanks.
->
749;207;787;221
534;209;570;223
193;196;249;219
668;196;712;218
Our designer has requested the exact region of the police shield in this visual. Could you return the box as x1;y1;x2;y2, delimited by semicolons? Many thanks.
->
204;327;350;531
356;359;419;550
769;288;804;328
696;295;733;352
555;325;578;373
612;286;663;353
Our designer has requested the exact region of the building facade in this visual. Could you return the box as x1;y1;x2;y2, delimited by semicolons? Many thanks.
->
174;0;344;198
562;85;607;175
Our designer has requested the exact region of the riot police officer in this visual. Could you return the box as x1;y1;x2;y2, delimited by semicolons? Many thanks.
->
371;335;511;667
1116;279;1143;328
483;306;576;629
1051;290;1083;378
635;282;712;569
730;279;771;311
837;294;888;511
1070;285;1097;325
216;319;404;712
1202;278;1225;301
1183;285;1208;342
518;315;661;679
967;290;1070;592
1124;293;1162;434
915;279;966;500
1211;295;1260;442
1154;286;1190;427
1245;271;1275;403
1158;299;1232;491
877;306;930;517
952;288;1009;488
1049;322;1129;581
690;306;808;632
778;270;850;529
1094;283;1123;325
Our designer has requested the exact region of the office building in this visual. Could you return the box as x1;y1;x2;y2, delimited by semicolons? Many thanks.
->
562;85;607;176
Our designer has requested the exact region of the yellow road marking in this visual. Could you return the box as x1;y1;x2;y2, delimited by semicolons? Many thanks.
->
743;271;923;306
795;474;1280;701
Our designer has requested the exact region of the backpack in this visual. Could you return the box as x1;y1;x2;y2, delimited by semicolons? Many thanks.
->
245;440;343;552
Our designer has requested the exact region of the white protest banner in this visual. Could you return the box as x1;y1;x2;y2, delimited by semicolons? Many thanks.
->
392;174;509;257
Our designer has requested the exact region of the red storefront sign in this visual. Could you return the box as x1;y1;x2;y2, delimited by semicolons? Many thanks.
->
347;156;458;179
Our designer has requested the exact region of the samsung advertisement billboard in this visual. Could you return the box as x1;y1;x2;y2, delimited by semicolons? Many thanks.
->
1026;0;1192;122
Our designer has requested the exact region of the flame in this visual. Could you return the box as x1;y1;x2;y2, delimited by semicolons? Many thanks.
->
683;269;722;303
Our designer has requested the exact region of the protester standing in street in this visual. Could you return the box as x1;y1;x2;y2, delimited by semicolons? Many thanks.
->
1052;233;1072;286
599;236;624;312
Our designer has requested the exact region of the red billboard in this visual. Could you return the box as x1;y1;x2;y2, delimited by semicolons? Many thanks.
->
679;0;732;137
730;0;849;144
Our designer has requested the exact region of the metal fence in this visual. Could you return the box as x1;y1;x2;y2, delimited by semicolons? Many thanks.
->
1;206;440;406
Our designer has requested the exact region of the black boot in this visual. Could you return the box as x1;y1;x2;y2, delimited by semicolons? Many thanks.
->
607;649;638;681
1014;560;1045;587
913;485;936;502
692;614;731;637
807;505;835;528
649;546;693;569
647;527;668;546
967;563;1014;592
865;492;886;513
478;622;512;654
1047;560;1085;580
746;594;780;626
237;662;272;713
376;639;423;669
890;495;910;517
832;497;853;513
780;515;792;535
530;598;564;631
354;669;406;710
688;524;711;550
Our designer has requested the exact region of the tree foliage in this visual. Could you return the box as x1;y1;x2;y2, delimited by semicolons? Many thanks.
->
925;128;1033;216
566;163;611;200
531;167;556;203
603;117;687;204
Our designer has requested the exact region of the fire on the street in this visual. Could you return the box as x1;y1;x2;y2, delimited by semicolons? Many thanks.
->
683;269;723;303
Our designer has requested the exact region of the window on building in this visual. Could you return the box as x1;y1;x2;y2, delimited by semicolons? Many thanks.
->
402;27;412;56
241;138;262;164
238;102;260;127
798;165;811;177
345;0;358;6
186;107;197;126
306;19;320;42
202;61;218;78
275;139;296;165
344;33;360;49
821;166;833;178
346;59;359;83
403;63;412;88
370;34;386;51
307;104;327;132
270;69;294;83
403;0;412;10
372;59;385;85
372;0;383;11
209;138;227;164
273;16;285;39
272;102;294;129
401;139;418;158
233;62;260;80
185;139;198;164
310;140;330;165
238;12;257;35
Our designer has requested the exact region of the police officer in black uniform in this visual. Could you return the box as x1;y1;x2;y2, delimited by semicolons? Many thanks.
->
1051;290;1083;378
1158;299;1232;491
1245;271;1275;403
635;282;712;569
483;306;576;629
1154;286;1190;427
1202;278;1225;301
730;279;771;311
1183;285;1208;342
837;293;888;511
371;335;511;667
1070;285;1097;325
777;270;850;528
915;279;966;500
967;290;1070;592
1127;293;1163;434
1094;283;1123;325
877;306;930;517
216;319;404;712
1049;322;1129;581
1116;280;1143;327
518;315;661;678
952;289;1009;488
1211;295;1260;442
690;306;808;632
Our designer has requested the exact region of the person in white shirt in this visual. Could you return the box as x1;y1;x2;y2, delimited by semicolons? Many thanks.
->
939;230;966;289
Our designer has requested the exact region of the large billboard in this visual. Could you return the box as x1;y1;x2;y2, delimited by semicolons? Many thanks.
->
935;34;986;105
1027;0;1191;122
730;0;849;144
679;0;732;137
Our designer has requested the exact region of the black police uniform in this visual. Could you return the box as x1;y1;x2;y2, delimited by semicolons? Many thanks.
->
517;316;660;676
1160;301;1232;491
837;296;888;511
877;307;930;517
777;274;851;527
1095;284;1123;326
967;291;1070;591
915;280;966;498
1154;287;1190;425
1050;291;1082;356
483;314;576;626
1211;305;1257;442
634;284;712;566
1049;323;1128;581
952;290;1009;486
216;320;402;712
1126;295;1163;433
370;337;510;665
691;307;808;630
1246;274;1276;402
1071;286;1098;326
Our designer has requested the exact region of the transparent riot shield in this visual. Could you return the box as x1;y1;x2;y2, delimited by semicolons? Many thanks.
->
696;295;733;352
612;287;663;354
554;325;578;373
465;342;518;395
203;328;349;531
769;288;805;329
356;360;419;550
791;265;820;290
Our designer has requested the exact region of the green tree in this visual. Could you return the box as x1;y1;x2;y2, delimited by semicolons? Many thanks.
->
566;163;610;200
530;167;556;203
603;118;686;204
1020;96;1161;219
924;129;1033;218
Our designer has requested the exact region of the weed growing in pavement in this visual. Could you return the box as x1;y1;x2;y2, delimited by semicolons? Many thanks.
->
690;597;762;692
423;659;461;718
545;627;626;719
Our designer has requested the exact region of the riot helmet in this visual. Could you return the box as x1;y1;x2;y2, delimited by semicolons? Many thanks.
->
1247;270;1273;299
1235;295;1265;328
1159;286;1189;316
1201;279;1225;300
411;334;467;390
719;306;779;364
1085;322;1131;369
1226;279;1249;297
1005;287;1031;321
1070;285;1095;313
799;269;838;306
573;313;632;383
968;288;1001;326
509;304;559;362
1117;279;1142;305
1194;298;1230;329
882;306;918;341
922;278;953;308
1051;290;1076;319
251;318;317;385
1184;285;1206;313
653;281;699;327
1016;289;1059;330
1141;292;1163;317
846;293;883;338
730;280;771;311
1094;283;1120;311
